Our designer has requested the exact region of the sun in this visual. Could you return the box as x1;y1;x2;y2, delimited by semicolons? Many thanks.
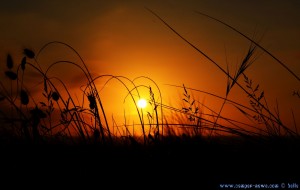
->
137;98;147;109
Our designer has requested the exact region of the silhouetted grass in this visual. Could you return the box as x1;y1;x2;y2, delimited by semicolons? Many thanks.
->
1;9;300;188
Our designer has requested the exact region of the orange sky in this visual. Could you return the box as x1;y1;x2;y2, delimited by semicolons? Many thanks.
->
1;0;300;135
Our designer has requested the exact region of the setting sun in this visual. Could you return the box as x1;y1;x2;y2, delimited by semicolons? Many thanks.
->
137;98;147;109
1;1;300;187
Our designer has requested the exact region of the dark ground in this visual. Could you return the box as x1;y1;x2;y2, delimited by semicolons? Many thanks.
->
0;136;299;189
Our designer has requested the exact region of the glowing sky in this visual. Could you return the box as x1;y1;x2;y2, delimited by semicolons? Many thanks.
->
1;0;300;130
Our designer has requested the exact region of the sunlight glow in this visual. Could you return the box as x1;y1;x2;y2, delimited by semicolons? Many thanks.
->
137;98;147;109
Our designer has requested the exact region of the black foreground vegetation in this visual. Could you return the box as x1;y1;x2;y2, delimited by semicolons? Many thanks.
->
0;9;300;188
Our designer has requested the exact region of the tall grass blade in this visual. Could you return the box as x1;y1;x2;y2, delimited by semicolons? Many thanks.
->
194;10;300;82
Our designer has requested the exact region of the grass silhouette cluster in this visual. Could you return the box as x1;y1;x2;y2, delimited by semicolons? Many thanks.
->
0;9;299;187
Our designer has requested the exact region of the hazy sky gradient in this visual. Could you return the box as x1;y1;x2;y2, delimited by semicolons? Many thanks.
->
1;0;299;128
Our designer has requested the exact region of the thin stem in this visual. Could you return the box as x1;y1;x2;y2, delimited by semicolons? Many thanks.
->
193;10;300;82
